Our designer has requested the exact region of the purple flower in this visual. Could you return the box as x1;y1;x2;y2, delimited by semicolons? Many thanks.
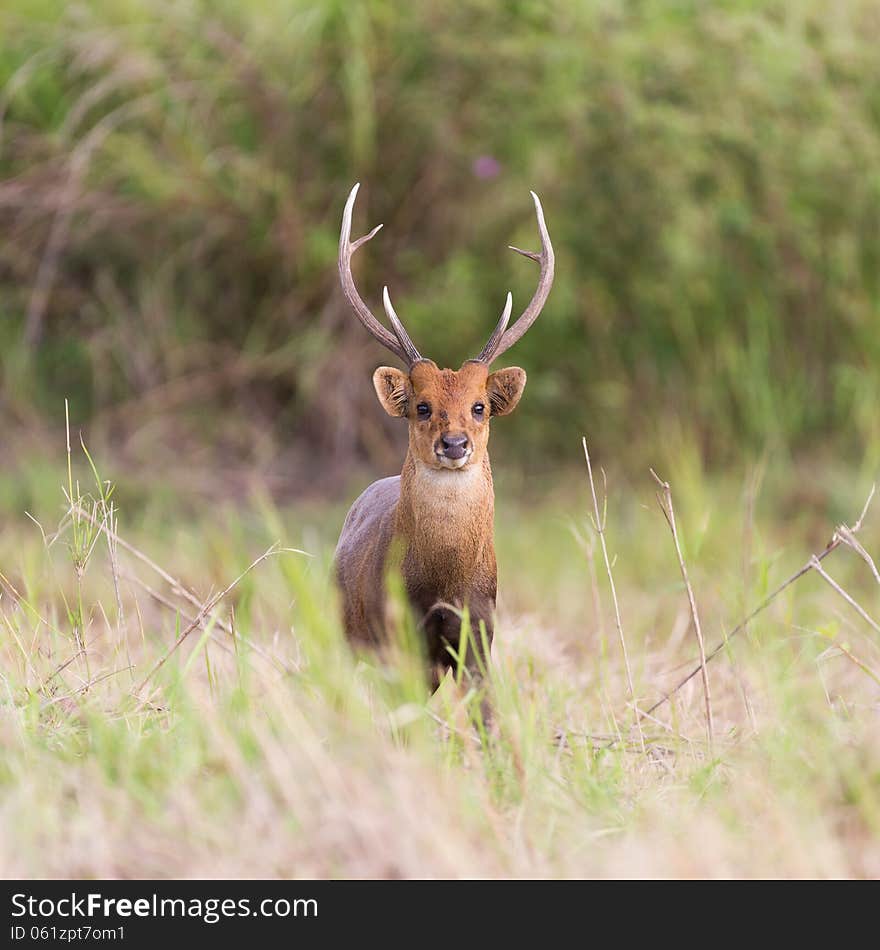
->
472;155;501;179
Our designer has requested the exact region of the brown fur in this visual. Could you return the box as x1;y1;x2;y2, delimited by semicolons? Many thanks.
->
335;359;526;684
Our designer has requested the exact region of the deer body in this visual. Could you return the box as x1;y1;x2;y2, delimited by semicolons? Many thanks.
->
334;184;553;687
336;459;498;677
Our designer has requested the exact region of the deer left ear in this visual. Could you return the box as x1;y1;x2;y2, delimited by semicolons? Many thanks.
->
373;366;410;417
487;367;527;416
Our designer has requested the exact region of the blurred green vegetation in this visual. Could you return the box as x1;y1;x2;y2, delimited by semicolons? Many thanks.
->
2;0;879;482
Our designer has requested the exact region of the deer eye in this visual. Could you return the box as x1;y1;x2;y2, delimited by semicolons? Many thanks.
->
472;403;485;418
416;403;431;419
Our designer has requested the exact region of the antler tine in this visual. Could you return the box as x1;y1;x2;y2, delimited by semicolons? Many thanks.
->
477;190;554;364
382;287;423;364
475;292;512;363
339;183;415;364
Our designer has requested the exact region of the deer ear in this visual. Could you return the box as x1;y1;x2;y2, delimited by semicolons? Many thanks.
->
372;366;410;417
487;367;527;416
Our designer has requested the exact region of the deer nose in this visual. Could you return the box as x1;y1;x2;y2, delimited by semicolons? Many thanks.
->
439;433;469;460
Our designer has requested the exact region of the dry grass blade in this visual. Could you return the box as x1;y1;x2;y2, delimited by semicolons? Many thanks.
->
72;504;301;674
582;437;645;752
650;468;713;749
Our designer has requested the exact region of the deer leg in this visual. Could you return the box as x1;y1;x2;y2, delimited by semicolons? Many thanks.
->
422;603;459;693
422;601;495;728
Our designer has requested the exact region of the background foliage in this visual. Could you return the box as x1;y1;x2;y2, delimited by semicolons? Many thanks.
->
2;0;880;483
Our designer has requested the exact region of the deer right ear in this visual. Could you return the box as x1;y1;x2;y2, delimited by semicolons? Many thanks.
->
372;367;410;417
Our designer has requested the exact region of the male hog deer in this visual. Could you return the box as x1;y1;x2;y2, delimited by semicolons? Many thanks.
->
335;183;553;691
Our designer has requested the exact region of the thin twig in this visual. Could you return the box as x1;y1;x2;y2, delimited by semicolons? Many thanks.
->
650;469;713;749
809;557;880;636
121;568;296;677
624;701;695;747
582;438;645;752
643;483;877;719
44;648;86;686
40;666;134;711
836;525;880;586
119;570;236;659
133;543;291;696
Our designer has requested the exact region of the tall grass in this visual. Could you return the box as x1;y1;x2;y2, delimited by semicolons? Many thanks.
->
1;435;878;877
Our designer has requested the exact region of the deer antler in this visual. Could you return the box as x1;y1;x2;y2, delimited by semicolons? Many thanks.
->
339;183;423;366
476;191;554;364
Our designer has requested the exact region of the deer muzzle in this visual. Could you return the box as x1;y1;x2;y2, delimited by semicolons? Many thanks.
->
436;433;471;466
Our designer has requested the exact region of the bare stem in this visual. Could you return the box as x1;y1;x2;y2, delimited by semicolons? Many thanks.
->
65;399;90;683
582;438;644;752
650;469;714;749
835;523;880;586
809;556;880;637
643;482;877;720
133;543;292;697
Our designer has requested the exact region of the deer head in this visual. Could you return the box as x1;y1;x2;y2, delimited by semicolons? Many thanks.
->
339;183;553;473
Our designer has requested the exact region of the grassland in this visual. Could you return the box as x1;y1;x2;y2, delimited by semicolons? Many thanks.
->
1;433;878;879
2;0;880;880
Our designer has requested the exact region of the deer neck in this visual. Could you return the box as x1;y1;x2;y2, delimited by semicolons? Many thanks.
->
396;453;495;589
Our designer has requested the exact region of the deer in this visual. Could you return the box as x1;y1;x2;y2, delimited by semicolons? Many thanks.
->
334;182;554;697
